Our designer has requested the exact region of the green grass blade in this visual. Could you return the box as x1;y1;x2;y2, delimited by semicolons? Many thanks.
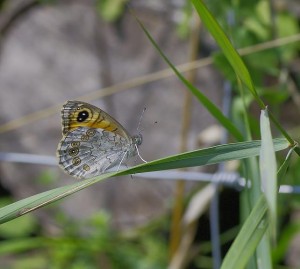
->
221;195;268;269
191;0;298;148
0;139;288;224
191;0;263;108
277;145;296;183
0;173;112;224
259;108;277;241
124;138;288;174
131;10;243;141
272;222;300;264
257;234;272;269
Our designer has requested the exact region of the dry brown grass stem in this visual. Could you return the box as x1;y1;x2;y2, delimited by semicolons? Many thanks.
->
0;33;299;134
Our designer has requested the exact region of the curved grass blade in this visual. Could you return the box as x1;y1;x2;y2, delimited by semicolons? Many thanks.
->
0;173;113;224
131;10;243;142
277;145;296;183
124;138;288;174
191;0;298;149
0;138;289;224
191;0;262;107
221;195;268;269
221;139;292;269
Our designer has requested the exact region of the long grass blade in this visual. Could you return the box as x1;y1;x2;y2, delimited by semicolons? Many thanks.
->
260;108;277;242
191;0;262;107
221;195;268;269
131;9;244;142
0;139;288;224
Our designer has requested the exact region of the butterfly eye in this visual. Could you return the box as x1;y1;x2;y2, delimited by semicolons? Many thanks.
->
72;157;81;166
77;110;89;122
71;141;80;147
68;147;79;156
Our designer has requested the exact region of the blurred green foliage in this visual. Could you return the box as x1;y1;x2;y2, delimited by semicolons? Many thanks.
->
0;204;168;269
96;0;128;22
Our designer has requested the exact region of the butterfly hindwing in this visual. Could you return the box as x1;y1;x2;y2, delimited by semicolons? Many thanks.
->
57;127;133;179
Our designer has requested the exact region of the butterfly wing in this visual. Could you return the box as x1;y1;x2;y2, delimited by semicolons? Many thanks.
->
61;100;131;139
57;127;135;179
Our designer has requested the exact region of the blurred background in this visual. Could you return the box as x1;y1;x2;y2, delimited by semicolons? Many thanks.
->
0;0;299;268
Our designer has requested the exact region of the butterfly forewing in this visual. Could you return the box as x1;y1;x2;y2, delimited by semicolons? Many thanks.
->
61;101;130;139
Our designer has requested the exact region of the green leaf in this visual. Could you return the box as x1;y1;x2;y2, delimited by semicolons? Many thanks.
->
191;0;297;148
259;108;277;241
96;0;126;22
221;195;268;269
0;139;289;224
131;9;244;141
272;222;300;264
191;0;264;108
277;146;295;184
124;139;288;174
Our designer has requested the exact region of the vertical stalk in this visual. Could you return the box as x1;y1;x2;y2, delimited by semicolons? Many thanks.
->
169;12;201;259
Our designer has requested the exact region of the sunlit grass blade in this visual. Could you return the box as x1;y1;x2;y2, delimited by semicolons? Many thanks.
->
259;108;277;241
124;138;288;174
131;10;243;142
0;139;288;224
0;173;113;224
221;195;268;269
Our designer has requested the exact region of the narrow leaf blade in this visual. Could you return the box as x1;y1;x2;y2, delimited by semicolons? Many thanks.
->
260;108;277;241
221;195;268;269
0;139;288;224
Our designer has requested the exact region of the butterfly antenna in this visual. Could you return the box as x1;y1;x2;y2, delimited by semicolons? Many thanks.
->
133;107;147;163
137;107;146;133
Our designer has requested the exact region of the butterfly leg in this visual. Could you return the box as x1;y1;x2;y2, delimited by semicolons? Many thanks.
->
117;150;128;172
135;144;147;163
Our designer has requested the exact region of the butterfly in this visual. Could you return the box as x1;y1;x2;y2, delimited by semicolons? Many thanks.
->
57;100;143;179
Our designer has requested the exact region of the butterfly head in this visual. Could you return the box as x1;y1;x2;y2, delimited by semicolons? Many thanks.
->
132;133;143;146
